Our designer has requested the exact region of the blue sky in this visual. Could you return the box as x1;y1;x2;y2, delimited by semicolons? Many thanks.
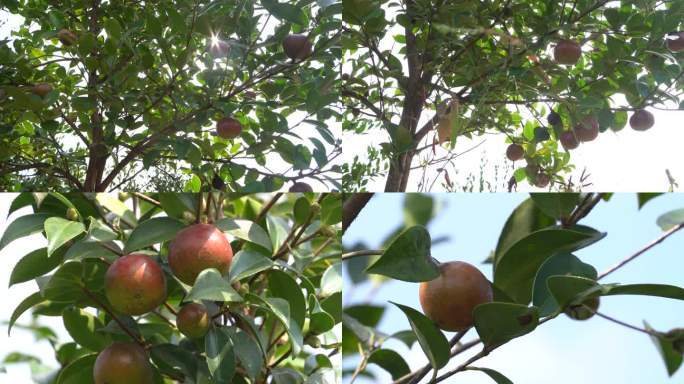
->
343;193;684;384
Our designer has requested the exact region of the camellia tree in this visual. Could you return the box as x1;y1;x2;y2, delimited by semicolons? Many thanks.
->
342;193;684;383
0;1;342;192
341;0;684;192
1;192;342;383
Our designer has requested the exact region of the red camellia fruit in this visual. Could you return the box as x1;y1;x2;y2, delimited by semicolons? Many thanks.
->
105;254;167;316
57;29;77;46
282;34;313;60
629;109;655;131
93;342;154;384
559;131;579;150
216;117;242;139
168;223;233;285
554;39;582;65
419;261;493;332
177;303;210;339
666;32;684;52
289;182;314;192
573;116;599;142
31;83;53;97
535;173;551;188
506;143;524;161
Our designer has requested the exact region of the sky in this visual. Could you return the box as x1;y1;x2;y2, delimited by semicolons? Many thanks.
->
342;3;684;192
343;193;684;383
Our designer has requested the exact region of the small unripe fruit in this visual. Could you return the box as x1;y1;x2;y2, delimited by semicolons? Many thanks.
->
573;116;599;142
66;208;79;221
547;111;561;126
57;29;77;46
93;342;154;384
564;297;600;320
505;143;524;161
216;117;242;139
629;109;654;131
559;131;579;150
282;34;313;60
289;182;313;193
168;223;233;285
534;126;551;141
105;254;167;315
304;334;321;348
118;192;129;201
535;173;550;188
666;32;684;52
31;83;53;97
419;261;493;332
554;39;582;65
177;303;210;339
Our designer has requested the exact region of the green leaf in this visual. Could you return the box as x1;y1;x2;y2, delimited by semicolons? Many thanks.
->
261;0;307;25
268;269;307;328
603;284;684;300
546;275;599;309
656;208;684;231
0;213;51;252
494;226;605;303
473;302;539;347
44;217;85;256
532;253;597;316
529;193;580;220
185;269;243;302
205;327;236;383
8;292;45;335
493;199;555;268
367;349;411;380
647;321;683;376
224;327;264;381
62;307;111;351
124;217;185;253
638;193;663;209
344;304;385;327
8;193;35;217
247;294;304;355
215;218;273;251
95;194;137;226
320;262;342;297
104;18;122;41
467;367;514;384
55;353;97;384
404;194;434;226
9;247;65;286
64;240;119;262
308;295;335;334
366;226;439;282
391;302;449;378
228;250;273;282
41;262;85;303
293;197;311;225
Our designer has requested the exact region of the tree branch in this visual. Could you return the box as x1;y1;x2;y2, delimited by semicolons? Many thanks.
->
342;193;374;234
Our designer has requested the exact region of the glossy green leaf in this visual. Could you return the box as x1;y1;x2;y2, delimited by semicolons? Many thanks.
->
0;213;51;252
473;302;539;347
8;292;45;335
228;250;273;282
44;217;85;256
468;367;514;384
62;307;111;351
293;197;311;225
268;269;307;327
205;327;236;383
546;275;599;309
403;194;434;226
248;294;304;355
9;247;65;287
185;268;243;302
532;253;597;316
95;194;137;226
124;217;185;252
656;208;684;231
529;193;580;220
646;321;683;376
366;226;439;282
55;353;97;384
320;262;342;296
493;199;555;268
216;218;273;251
638;193;663;209
367;349;411;380
41;262;85;303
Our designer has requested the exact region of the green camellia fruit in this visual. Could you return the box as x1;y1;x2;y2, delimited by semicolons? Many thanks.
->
105;254;167;315
168;223;233;285
564;297;600;320
93;342;154;384
419;261;493;332
177;303;210;339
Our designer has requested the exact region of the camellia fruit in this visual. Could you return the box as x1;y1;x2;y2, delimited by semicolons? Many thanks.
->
168;223;233;285
506;143;524;161
554;39;582;65
535;173;550;188
216;117;242;139
282;34;313;60
419;261;493;332
573;116;599;142
629;109;654;131
666;32;684;52
559;131;579;150
57;29;77;46
289;182;313;192
31;83;53;97
177;303;210;339
564;297;600;320
547;111;562;126
105;254;167;316
93;342;154;384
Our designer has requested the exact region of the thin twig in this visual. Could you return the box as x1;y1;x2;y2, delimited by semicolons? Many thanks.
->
342;249;383;260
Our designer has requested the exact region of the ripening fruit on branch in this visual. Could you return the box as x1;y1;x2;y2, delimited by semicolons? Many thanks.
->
547;111;562;126
177;303;210;339
559;131;579;150
534;172;550;188
105;254;167;315
629;109;654;131
573;116;599;142
419;261;493;332
506;143;524;161
666;32;684;52
216;117;242;139
31;83;53;97
57;29;77;46
289;182;313;192
564;297;600;320
282;34;313;60
93;342;154;384
554;39;582;65
168;223;233;285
